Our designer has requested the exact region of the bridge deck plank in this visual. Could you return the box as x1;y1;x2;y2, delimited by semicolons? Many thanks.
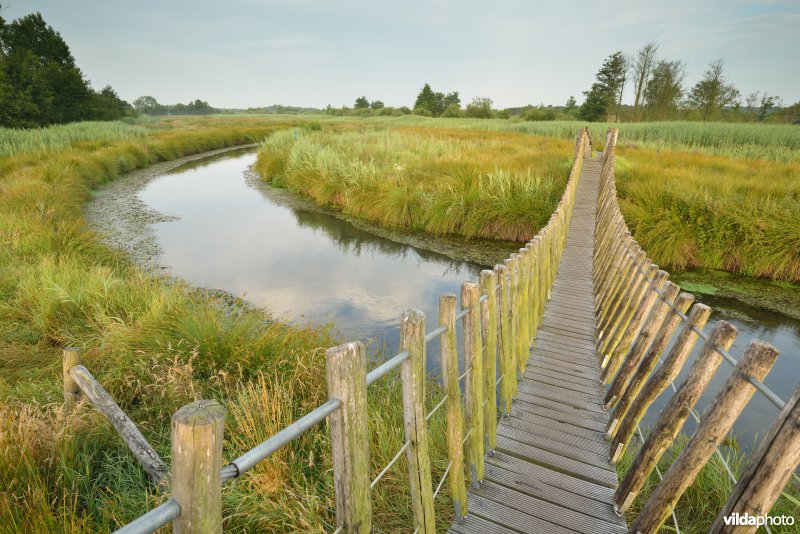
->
454;157;627;532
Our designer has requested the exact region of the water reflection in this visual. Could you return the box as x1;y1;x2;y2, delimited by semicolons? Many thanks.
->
137;149;800;446
138;150;481;359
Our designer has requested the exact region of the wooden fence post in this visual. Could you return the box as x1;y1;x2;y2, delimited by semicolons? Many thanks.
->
400;310;435;534
439;295;467;520
480;270;498;451
525;240;539;337
614;319;737;513
710;384;800;533
603;279;678;405
632;340;780;534
171;399;226;534
504;256;519;392
326;341;372;533
63;347;81;410
461;282;484;487
605;293;696;443
517;248;531;373
495;264;514;415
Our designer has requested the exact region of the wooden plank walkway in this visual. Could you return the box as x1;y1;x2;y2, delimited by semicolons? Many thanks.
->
450;157;627;534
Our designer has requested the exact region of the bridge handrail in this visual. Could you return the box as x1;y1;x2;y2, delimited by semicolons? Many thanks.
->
594;127;799;533
106;128;594;533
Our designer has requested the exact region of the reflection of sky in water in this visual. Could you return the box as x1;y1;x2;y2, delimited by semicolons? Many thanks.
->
139;150;482;363
139;150;800;448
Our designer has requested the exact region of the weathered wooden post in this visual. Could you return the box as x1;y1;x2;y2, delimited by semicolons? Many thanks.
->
461;282;484;486
605;293;696;443
631;340;780;533
63;347;81;410
171;399;226;534
495;264;514;415
480;270;498;451
326;341;372;533
400;310;435;534
504;256;519;392
710;384;800;533
439;295;467;520
517;248;530;372
615;319;738;513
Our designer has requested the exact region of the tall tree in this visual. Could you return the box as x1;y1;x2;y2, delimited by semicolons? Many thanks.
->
579;51;627;122
465;96;493;118
644;60;686;120
354;96;369;109
413;84;458;117
687;59;740;121
631;42;658;121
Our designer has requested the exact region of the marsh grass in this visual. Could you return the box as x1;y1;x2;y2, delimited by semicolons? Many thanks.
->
256;126;572;241
617;434;800;533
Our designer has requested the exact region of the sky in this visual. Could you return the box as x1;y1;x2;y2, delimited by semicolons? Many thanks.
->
3;1;799;109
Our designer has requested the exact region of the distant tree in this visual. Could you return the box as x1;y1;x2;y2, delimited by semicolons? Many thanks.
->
414;84;459;117
630;42;659;121
89;85;135;120
442;91;461;109
564;96;577;115
465;97;493;119
441;103;461;118
370;99;384;109
778;101;800;124
687;59;740;121
579;51;627;122
644;60;686;120
354;96;369;109
757;92;781;122
132;95;167;115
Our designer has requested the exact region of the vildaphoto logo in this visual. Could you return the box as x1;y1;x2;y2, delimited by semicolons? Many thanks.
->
723;512;796;527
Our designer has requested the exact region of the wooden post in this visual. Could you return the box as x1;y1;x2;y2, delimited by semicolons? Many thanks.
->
504;256;519;392
171;399;225;534
602;276;675;399
400;310;435;534
710;384;800;533
63;347;81;410
517;248;530;373
605;292;695;442
69;365;167;483
614;319;738;513
326;341;372;533
461;282;484;486
480;270;498;451
632;340;780;534
439;295;467;519
495;264;514;415
526;240;539;337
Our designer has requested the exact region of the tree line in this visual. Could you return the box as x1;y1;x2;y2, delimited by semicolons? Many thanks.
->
578;44;795;123
0;9;135;128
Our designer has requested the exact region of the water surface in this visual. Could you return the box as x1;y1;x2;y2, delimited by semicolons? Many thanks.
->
136;149;800;446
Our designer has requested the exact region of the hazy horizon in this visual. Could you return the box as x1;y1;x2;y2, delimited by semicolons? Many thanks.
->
4;1;799;109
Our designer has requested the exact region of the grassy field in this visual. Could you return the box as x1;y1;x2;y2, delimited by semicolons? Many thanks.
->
255;125;574;242
0;116;457;532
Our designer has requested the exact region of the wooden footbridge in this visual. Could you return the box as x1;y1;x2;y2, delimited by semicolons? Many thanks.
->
69;129;799;533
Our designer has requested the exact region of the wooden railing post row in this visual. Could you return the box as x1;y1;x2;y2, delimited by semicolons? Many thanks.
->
399;310;436;533
595;225;629;313
710;383;800;533
171;399;226;534
604;280;680;409
608;301;710;460
598;254;649;365
614;319;737;514
439;295;468;521
326;341;372;533
525;239;539;337
63;347;82;410
494;264;514;415
461;283;485;487
631;340;780;534
594;220;625;302
597;245;642;339
480;270;499;451
601;268;669;384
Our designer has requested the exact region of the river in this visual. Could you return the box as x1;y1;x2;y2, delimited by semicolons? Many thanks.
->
92;147;800;447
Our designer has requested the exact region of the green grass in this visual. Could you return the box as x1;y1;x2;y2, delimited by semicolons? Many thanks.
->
0;120;148;158
618;434;800;533
255;125;574;242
